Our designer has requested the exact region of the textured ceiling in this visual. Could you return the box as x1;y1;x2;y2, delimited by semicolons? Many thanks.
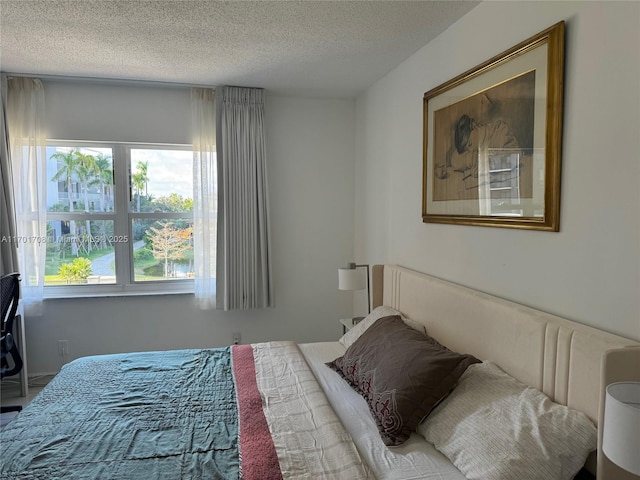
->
0;0;479;98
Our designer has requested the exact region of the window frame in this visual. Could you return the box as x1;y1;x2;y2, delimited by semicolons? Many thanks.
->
43;140;195;298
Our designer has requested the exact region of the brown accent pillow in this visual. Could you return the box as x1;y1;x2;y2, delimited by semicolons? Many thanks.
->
327;315;480;446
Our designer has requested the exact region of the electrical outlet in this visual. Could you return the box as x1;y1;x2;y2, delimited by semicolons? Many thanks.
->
232;332;241;345
58;340;69;356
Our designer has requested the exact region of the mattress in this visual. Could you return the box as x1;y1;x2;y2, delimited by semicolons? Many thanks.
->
299;341;466;480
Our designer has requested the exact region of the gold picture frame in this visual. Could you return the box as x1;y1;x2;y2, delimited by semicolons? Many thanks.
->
422;22;565;231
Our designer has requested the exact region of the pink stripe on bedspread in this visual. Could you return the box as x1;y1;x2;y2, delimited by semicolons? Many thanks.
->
232;344;283;480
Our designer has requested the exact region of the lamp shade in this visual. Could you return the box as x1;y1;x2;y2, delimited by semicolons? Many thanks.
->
338;267;366;291
602;382;640;475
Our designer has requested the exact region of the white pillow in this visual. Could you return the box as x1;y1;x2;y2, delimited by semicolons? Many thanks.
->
338;305;425;349
417;362;597;480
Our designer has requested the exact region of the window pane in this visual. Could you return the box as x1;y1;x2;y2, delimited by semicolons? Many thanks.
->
45;220;117;285
132;218;194;282
46;146;114;213
130;149;193;213
42;143;197;295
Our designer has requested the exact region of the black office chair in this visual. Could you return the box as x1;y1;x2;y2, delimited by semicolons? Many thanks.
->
1;272;24;413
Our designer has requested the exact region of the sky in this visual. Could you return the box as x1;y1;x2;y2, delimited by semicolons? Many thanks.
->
131;149;193;200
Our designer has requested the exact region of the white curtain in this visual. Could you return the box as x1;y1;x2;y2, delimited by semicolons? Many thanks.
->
191;88;218;309
1;75;19;276
6;77;47;315
216;86;273;310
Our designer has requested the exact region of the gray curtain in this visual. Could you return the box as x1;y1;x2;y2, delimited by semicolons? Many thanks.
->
216;86;273;310
0;75;19;276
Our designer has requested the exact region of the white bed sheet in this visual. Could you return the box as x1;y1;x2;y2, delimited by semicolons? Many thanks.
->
299;341;467;480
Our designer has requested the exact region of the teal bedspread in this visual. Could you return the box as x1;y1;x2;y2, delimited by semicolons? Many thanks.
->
0;348;241;479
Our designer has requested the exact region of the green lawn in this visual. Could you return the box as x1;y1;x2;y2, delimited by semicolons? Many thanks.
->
45;245;192;284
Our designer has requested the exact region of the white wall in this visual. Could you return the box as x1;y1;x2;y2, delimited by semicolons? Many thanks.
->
355;1;640;340
27;81;357;374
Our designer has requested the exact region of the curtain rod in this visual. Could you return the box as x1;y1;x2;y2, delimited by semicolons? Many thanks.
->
2;72;218;90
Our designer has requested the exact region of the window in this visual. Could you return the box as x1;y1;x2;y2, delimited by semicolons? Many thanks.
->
44;142;195;296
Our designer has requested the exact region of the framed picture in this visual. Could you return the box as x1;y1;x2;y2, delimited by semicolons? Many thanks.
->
422;21;565;231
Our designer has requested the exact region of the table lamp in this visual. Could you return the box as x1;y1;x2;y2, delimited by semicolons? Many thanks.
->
602;381;640;475
338;262;370;324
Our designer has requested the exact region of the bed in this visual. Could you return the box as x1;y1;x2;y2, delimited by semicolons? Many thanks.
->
1;264;639;480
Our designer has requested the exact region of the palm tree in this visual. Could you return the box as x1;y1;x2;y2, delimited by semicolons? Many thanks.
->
138;160;149;196
75;152;99;252
132;171;144;212
75;151;98;211
51;149;81;255
132;161;149;212
91;153;113;213
89;153;114;250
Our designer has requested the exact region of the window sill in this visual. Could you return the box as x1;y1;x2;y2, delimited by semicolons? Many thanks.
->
43;281;198;299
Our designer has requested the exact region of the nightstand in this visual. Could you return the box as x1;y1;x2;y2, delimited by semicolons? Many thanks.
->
339;318;352;334
339;317;365;334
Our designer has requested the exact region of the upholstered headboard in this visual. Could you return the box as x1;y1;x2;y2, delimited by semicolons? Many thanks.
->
371;264;640;480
